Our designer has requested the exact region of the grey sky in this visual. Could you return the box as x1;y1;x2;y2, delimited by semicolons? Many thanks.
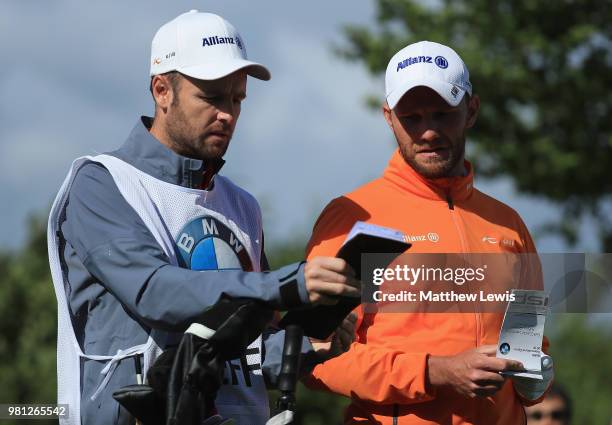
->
0;0;600;252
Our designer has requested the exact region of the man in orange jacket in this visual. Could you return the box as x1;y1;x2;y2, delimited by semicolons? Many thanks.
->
304;41;554;424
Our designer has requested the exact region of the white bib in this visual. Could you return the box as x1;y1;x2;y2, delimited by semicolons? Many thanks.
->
48;154;269;425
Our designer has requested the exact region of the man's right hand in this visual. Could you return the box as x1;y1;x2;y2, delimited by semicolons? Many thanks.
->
427;345;524;398
304;257;361;305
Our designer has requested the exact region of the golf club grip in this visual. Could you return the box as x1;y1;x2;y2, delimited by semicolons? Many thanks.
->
277;324;303;394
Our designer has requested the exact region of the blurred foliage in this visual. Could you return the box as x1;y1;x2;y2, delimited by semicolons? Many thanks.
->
547;314;612;424
0;215;56;425
336;0;612;250
266;240;310;271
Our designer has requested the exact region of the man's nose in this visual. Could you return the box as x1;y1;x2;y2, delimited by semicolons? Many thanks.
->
216;101;237;125
418;115;441;143
420;124;441;143
217;109;235;125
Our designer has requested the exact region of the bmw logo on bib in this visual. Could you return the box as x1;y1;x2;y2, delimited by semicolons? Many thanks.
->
175;216;253;271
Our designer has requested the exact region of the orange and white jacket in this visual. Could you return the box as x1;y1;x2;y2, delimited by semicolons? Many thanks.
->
305;150;547;425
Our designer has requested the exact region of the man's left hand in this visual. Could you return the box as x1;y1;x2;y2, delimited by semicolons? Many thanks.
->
511;352;554;401
310;312;357;360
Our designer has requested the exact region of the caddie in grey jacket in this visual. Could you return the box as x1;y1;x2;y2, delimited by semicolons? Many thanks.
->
48;10;359;425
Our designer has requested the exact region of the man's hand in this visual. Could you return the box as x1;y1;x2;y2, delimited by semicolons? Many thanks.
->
304;257;361;305
427;345;524;398
511;352;554;401
310;312;357;360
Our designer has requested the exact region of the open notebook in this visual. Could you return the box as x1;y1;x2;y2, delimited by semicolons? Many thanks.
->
279;221;411;339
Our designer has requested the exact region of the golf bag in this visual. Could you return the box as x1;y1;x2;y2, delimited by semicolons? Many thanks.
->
113;295;273;425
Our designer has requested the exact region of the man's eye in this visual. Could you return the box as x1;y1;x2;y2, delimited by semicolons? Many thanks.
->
201;95;219;102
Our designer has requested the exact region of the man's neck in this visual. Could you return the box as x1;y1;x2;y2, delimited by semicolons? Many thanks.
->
148;116;178;154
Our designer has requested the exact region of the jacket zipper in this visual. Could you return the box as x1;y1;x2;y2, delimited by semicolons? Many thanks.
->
393;404;399;425
446;194;481;347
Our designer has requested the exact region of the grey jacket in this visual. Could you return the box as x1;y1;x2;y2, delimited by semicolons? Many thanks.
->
58;117;319;425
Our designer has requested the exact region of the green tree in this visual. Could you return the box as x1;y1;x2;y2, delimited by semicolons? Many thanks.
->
0;216;56;425
337;0;612;249
547;315;612;424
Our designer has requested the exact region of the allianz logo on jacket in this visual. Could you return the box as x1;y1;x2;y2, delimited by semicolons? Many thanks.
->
406;232;440;243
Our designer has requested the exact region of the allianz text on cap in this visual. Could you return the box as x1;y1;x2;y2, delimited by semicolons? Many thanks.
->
150;10;271;81
385;41;472;109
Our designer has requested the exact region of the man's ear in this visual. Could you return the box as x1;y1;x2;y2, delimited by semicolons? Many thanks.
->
382;101;394;130
151;74;175;112
465;94;480;129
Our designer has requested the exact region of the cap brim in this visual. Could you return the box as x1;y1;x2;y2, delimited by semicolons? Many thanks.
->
178;59;271;81
387;78;465;109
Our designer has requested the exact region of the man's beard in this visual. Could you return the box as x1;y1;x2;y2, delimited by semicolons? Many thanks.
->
165;102;227;161
399;136;466;179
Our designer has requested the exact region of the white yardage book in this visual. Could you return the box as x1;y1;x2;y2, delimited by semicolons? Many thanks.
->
496;289;549;380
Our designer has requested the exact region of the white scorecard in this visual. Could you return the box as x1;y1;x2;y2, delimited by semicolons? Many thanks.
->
496;289;549;380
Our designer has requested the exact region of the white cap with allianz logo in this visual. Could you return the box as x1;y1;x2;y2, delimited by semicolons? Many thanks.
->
150;10;271;81
385;40;472;109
